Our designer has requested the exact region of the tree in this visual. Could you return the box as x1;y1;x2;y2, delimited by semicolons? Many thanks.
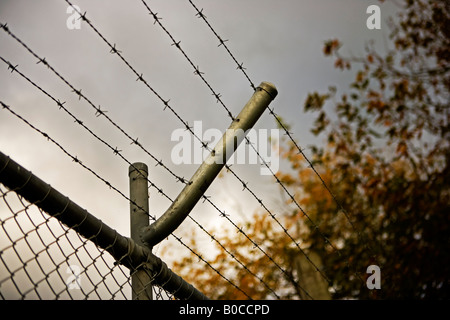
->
169;0;449;299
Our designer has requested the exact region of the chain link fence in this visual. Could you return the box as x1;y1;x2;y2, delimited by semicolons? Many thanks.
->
0;183;130;299
0;152;206;300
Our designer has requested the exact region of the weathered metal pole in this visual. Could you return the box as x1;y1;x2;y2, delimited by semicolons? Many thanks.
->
129;163;152;300
141;81;278;247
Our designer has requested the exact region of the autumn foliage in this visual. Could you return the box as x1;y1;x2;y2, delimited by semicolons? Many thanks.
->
169;0;449;299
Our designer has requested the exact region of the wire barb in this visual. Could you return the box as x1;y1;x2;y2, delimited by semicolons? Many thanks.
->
193;65;204;75
195;8;207;19
212;92;222;102
72;88;82;100
217;37;229;47
94;105;107;117
149;12;162;24
109;44;121;54
136;73;144;82
236;62;246;70
6;62;18;73
36;57;48;66
163;99;170;110
171;41;181;48
0;22;8;31
78;11;89;23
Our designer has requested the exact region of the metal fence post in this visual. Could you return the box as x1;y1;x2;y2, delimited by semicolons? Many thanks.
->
129;162;152;300
142;81;278;247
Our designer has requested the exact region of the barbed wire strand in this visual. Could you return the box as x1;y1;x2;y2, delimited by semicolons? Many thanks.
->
140;0;235;120
0;54;169;217
0;23;183;188
0;100;153;220
187;0;256;91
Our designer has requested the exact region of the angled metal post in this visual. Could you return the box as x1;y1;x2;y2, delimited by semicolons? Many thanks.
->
142;81;278;247
129;163;152;300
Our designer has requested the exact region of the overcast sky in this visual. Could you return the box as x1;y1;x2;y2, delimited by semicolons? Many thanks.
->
0;0;400;260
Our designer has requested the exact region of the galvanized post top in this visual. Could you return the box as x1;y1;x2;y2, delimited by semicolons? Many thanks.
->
257;81;278;99
129;162;149;177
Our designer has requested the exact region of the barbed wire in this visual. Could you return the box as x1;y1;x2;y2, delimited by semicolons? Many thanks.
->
140;0;235;121
186;0;379;283
0;30;279;298
0;100;146;218
168;231;253;300
2;11;314;301
89;0;347;297
0;54;169;218
201;193;314;299
0;23;184;189
1;1;344;298
0;99;251;299
59;1;316;298
136;0;334;287
187;0;256;91
62;0;202;151
182;198;281;299
0;25;282;298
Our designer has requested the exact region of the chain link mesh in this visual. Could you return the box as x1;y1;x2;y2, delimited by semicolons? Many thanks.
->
0;183;173;300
